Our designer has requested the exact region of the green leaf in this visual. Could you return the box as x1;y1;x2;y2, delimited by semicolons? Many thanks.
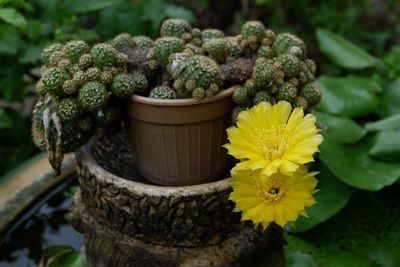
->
165;4;195;23
0;63;25;101
316;28;378;69
0;7;27;31
97;2;143;39
286;251;318;267
365;114;400;132
379;78;400;117
317;76;380;117
291;165;353;232
0;25;21;55
39;246;74;266
323;249;378;267
48;252;84;267
369;131;400;162
141;0;166;32
366;243;400;267
316;112;366;144
0;109;11;129
319;139;400;190
18;43;46;64
63;0;120;13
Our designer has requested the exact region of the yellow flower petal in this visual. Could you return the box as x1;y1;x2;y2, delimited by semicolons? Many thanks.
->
229;168;318;228
225;101;323;176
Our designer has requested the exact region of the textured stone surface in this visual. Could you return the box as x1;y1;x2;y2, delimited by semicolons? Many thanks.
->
70;132;284;266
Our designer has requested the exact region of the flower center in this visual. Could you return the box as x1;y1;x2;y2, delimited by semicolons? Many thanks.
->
252;126;288;161
253;176;286;203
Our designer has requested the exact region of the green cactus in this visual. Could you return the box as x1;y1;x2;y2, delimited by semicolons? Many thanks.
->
111;73;135;98
131;72;148;95
95;105;119;125
62;79;79;95
160;18;192;41
305;59;317;75
36;79;46;96
149;86;176;99
78;53;93;70
240;21;266;49
57;58;72;70
277;82;298;102
294;96;308;109
272;33;306;59
202;29;225;43
78;81;108;111
233;80;257;106
298;62;315;85
58;98;81;122
252;60;278;88
148;37;184;68
232;106;246;122
278;54;300;78
64;40;89;63
233;86;249;106
111;72;148;98
258;46;274;59
72;71;87;87
41;43;63;65
100;70;114;85
225;37;242;58
49;50;68;67
86;67;101;81
205;38;227;63
90;43;117;68
42;67;70;97
112;33;137;49
173;55;223;99
301;82;321;107
253;90;272;105
133;36;154;48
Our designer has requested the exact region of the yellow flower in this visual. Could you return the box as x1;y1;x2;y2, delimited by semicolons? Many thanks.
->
229;167;318;228
224;101;323;176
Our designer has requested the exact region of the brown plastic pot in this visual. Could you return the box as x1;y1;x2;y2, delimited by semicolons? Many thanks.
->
125;86;236;186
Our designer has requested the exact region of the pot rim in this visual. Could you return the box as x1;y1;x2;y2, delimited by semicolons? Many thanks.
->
130;86;238;106
77;139;233;197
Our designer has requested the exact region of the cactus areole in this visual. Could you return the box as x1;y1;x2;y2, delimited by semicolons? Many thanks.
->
32;19;321;183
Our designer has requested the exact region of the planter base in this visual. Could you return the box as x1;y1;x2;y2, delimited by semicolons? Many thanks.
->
70;132;284;267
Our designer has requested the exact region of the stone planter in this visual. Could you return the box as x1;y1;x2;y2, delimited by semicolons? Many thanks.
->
70;133;284;267
124;87;236;186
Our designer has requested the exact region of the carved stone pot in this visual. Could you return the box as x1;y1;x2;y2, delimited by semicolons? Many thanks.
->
70;133;284;267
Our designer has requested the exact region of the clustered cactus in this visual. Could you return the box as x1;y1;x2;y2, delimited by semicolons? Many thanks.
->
32;18;321;173
32;40;148;173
